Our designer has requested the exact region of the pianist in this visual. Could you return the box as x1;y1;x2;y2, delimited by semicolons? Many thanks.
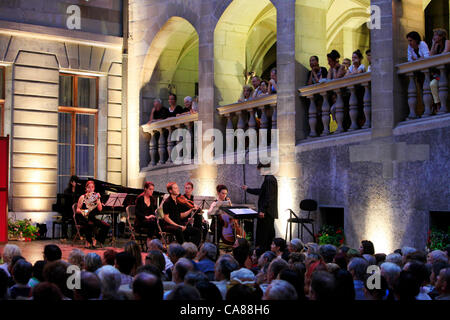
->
135;181;158;241
76;180;110;249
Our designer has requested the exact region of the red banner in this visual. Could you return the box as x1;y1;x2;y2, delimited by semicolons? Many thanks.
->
0;136;9;243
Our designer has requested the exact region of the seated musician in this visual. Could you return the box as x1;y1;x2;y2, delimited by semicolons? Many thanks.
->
180;182;209;242
207;185;234;245
76;180;110;249
63;175;82;238
134;181;158;241
161;182;201;246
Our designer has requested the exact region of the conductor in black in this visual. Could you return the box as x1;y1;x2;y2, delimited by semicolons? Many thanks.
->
242;162;278;251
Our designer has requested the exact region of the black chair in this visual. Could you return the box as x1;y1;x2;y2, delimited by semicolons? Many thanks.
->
285;199;317;242
126;205;148;252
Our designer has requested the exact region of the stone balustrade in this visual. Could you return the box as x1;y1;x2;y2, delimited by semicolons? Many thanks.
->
299;73;371;137
217;94;277;153
397;52;450;120
141;113;198;167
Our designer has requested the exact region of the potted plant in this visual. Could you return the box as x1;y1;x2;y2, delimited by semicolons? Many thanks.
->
8;218;40;241
316;225;345;247
427;227;450;251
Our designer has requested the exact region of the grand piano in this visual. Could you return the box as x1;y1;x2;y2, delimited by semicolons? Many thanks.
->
52;179;165;239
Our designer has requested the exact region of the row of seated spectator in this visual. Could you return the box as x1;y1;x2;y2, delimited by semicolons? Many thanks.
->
238;68;278;103
149;93;198;123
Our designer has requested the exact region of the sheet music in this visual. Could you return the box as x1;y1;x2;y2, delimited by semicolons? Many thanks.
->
104;193;127;207
229;208;257;215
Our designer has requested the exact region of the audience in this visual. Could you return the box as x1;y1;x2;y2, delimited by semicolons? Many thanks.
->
407;31;430;62
133;272;163;300
124;241;142;276
348;257;369;300
8;259;32;300
28;260;45;288
327;50;346;80
84;253;102;273
43;244;62;262
149;98;169;122
167;93;184;118
251;76;262;99
196;243;217;281
238;85;254;102
345;49;365;76
268;68;277;94
366;49;371;72
73;271;101;300
0;244;21;277
103;249;117;266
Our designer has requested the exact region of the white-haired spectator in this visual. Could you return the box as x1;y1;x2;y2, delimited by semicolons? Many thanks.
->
401;247;417;265
84;253;102;273
288;238;304;253
238;85;253;102
97;265;123;300
435;267;450;300
305;242;320;254
348;257;369;300
149;98;168;122
263;279;297;300
427;250;448;265
148;239;173;271
213;254;239;299
179;96;197;115
68;249;85;269
381;261;401;299
386;253;402;267
0;244;21;277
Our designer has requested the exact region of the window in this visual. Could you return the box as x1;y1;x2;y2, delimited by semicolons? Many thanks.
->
58;74;98;193
0;67;5;136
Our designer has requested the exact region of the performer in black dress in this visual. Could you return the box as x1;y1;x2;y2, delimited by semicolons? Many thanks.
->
76;180;110;249
135;181;158;241
161;182;201;246
242;163;278;251
63;175;82;238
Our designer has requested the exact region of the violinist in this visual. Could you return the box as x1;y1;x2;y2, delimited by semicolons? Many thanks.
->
207;185;235;245
76;180;110;249
135;181;158;241
161;182;201;246
180;182;209;241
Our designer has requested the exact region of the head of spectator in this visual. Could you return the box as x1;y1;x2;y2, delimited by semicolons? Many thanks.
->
259;80;269;94
288;252;305;265
381;262;401;291
215;254;239;281
406;31;422;50
103;249;117;266
375;253;386;265
348;257;369;281
240;85;253;101
168;243;186;265
181;243;197;261
366;49;371;65
342;58;351;70
184;271;209;287
32;282;63;302
167;283;201;300
233;242;250;268
386;252;402;267
153;98;162;111
31;260;45;284
346;248;361;259
351;49;363;67
136;264;162;278
257;251;276;273
270;68;277;82
363;254;377;266
309;55;320;71
13;259;32;285
97;265;122;300
304;260;327;296
8;255;25;276
263;279;297;300
309;271;336;301
290;262;306;281
183;96;193;111
73;271;101;300
43;244;61;262
267;258;289;283
360;240;375;255
148;238;164;252
430;261;449;286
305;252;322;268
250;247;264;267
305;242;320;254
195;280;222;301
68;248;85;269
326;263;340;274
115;251;135;277
133;272;163;300
43;260;72;299
435;267;450;299
334;252;348;270
1;244;21;269
271;238;286;257
172;258;194;284
145;250;165;276
198;242;217;262
363;273;388;300
394;270;420;300
405;261;430;288
320;244;338;263
226;282;263;301
427;250;448;265
84;253;102;273
433;28;448;48
334;269;355;301
168;93;177;109
327;50;341;67
124;241;142;276
288;238;304;253
230;267;256;285
278;268;305;300
405;250;427;265
0;269;7;300
251;76;261;90
339;246;350;254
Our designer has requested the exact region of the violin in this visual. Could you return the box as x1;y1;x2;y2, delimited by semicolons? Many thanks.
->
176;194;201;226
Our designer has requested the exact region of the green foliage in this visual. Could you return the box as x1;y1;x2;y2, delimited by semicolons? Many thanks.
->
428;227;450;251
316;225;345;247
8;218;40;241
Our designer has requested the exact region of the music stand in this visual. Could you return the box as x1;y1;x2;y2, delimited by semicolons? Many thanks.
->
105;193;127;247
221;206;258;245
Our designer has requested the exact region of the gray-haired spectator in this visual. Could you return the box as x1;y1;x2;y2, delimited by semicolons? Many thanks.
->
386;253;403;267
181;96;197;114
288;238;304;253
145;250;167;279
381;261;401;300
184;271;208;287
348;257;369;300
68;249;85;269
167;283;201;300
84;253;102;273
267;258;289;283
320;244;338;263
0;244;21;277
363;254;377;266
149;98;168;122
213;254;239;299
164;258;194;299
196;243;217;281
435;267;450;300
427;250;448;265
238;85;253;102
97;265;123;300
250;76;262;99
263;279;297;300
149;239;173;271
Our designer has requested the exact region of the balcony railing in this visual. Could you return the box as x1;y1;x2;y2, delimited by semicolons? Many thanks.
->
397;52;450;120
299;73;371;137
217;94;277;153
141;113;198;167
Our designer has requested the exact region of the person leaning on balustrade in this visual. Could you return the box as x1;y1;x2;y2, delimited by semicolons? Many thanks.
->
149;99;169;122
238;85;254;102
268;68;277;94
407;31;430;62
429;28;450;114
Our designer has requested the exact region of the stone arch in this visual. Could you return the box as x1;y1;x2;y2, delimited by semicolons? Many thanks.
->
214;0;277;105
